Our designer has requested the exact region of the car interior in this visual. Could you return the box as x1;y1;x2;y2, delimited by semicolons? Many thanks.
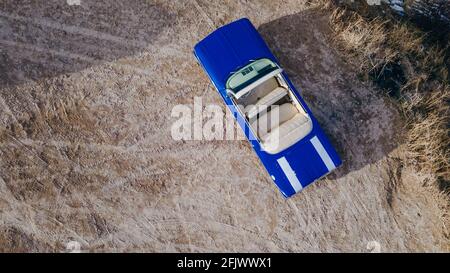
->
227;60;313;154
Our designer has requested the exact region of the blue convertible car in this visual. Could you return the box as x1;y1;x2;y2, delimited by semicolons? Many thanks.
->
194;18;342;198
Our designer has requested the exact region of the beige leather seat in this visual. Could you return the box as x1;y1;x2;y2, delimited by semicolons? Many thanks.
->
251;103;312;154
238;77;279;107
247;87;287;119
251;103;296;136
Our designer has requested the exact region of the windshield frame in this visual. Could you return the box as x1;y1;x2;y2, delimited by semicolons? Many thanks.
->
226;58;279;94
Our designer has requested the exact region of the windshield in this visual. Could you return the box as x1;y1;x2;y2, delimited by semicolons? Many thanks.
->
226;59;278;93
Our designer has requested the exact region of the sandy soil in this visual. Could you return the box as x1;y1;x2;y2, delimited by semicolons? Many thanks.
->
0;0;447;252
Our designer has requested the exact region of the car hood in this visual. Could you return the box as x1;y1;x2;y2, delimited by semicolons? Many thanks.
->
194;18;275;91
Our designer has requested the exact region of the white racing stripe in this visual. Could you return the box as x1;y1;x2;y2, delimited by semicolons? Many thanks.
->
310;136;336;171
277;157;303;192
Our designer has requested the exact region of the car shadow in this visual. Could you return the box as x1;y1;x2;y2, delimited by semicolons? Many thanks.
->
0;0;174;86
257;10;403;178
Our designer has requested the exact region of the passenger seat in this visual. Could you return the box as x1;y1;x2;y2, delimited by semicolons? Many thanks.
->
246;87;287;119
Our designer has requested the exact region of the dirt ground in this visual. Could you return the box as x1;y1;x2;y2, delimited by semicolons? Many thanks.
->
0;0;448;252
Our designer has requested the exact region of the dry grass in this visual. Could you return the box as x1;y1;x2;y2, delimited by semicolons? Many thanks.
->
403;87;450;183
329;8;392;73
329;5;449;82
421;45;449;81
325;3;450;230
388;23;424;55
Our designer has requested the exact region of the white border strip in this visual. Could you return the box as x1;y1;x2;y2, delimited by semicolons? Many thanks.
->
310;136;336;171
277;157;303;192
